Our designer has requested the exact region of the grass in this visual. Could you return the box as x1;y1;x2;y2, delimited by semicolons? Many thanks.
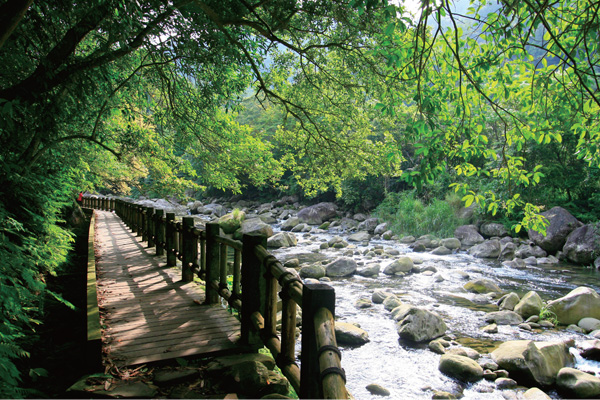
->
374;191;468;238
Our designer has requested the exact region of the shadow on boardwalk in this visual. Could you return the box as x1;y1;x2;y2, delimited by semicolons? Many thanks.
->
94;211;242;366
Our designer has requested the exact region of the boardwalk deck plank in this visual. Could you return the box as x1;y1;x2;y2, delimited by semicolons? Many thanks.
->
94;210;244;367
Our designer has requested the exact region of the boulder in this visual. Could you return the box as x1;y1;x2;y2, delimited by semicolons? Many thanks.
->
491;340;574;386
464;279;502;294
218;212;245;234
199;203;227;217
220;360;289;398
374;223;389;236
431;246;452;255
499;292;521;311
383;295;402;311
297;202;338;225
396;308;447;342
500;242;517;260
335;322;370;345
356;263;380;277
514;291;544;319
357;218;379;233
325;257;357;277
528;206;580;254
556;367;600;398
299;265;326;279
348;231;371;242
515;243;547;258
383;257;414;275
281;217;300;231
365;383;390;396
372;289;394;304
564;224;600;265
454;225;484;246
438;354;483;382
579;318;600;333
485;311;524;325
523;387;552;400
240;219;274;237
468;240;501;258
480;222;509;238
546;287;600;325
267;232;297;248
441;238;461;250
579;339;600;361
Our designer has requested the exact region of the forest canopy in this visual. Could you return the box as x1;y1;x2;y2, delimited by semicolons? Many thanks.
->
0;0;598;395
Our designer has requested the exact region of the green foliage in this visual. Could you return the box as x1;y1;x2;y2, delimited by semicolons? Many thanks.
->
539;306;559;326
374;190;467;238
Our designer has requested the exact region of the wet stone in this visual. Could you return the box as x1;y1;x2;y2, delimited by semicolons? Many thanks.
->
366;383;391;396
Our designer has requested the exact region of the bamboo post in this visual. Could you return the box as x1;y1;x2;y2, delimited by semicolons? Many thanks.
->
315;307;348;399
241;234;268;347
199;235;206;278
166;213;176;267
233;249;241;299
155;209;165;256
182;217;196;282
205;223;220;305
219;243;228;289
300;283;337;399
147;207;155;248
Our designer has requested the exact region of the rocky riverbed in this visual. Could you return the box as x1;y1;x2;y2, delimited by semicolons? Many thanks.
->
95;195;600;399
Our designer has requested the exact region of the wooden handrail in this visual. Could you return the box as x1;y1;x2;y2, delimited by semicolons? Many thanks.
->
86;196;349;399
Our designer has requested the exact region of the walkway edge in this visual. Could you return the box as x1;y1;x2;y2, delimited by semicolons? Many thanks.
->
86;210;102;371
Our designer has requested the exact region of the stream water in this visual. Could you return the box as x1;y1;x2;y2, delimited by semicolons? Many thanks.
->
268;225;600;399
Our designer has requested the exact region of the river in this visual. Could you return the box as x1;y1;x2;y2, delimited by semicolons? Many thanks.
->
268;225;600;399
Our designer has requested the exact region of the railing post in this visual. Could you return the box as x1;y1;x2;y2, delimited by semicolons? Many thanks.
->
141;207;148;242
241;233;268;347
155;209;165;256
166;213;176;267
147;207;155;248
301;283;336;400
205;223;220;305
182;217;196;282
136;206;143;237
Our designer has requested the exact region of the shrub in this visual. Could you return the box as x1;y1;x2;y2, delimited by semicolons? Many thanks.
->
374;190;467;238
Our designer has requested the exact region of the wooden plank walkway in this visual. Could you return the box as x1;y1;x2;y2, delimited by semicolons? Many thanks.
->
94;210;242;366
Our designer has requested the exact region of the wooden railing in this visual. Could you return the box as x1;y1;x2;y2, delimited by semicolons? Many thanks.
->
83;196;349;399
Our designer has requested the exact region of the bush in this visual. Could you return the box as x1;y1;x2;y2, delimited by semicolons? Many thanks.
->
374;190;467;238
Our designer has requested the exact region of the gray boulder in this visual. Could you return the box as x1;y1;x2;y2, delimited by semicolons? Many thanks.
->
297;202;337;225
546;286;600;325
374;223;389;235
464;279;502;294
348;231;371;242
372;289;394;304
325;257;357;277
516;243;548;258
454;225;484;246
579;318;600;333
383;295;402;311
491;340;574;387
480;222;509;238
356;263;380;277
529;206;580;254
556;367;600;398
335;322;370;345
199;203;227;217
499;292;521;311
439;354;483;382
358;218;379;233
564;225;600;265
468;240;501;258
514;291;544;319
299;265;326;279
396;308;447;342
267;232;297;248
383;257;414;275
500;242;517;260
441;238;461;250
431;246;451;255
281;217;300;231
241;219;274;237
523;387;552;400
485;311;524;325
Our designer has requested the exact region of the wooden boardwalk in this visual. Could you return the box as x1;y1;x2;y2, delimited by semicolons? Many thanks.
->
94;210;242;366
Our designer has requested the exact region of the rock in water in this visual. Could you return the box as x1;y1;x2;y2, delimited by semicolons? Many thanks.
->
464;279;502;294
468;240;501;258
454;225;484;246
396;308;447;342
325;257;357;277
438;354;483;382
297;202;337;225
491;340;574;386
514;291;544;319
335;322;370;345
563;225;600;264
546;286;600;325
556;367;600;399
366;384;390;396
528;206;580;253
383;257;413;275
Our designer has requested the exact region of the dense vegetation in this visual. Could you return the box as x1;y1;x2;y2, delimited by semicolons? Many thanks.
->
0;0;598;396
